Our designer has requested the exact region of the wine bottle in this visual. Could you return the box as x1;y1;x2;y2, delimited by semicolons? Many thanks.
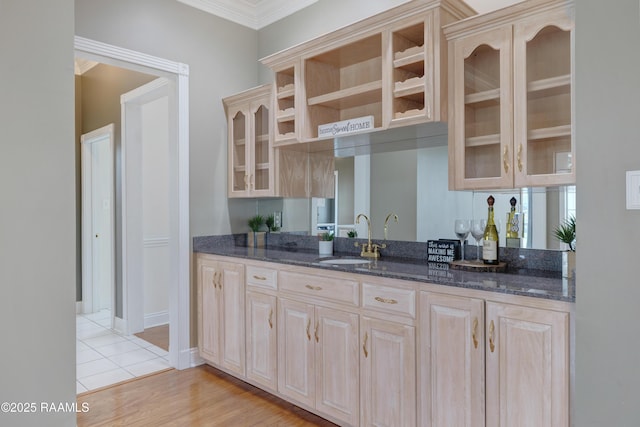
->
483;195;499;265
506;197;518;239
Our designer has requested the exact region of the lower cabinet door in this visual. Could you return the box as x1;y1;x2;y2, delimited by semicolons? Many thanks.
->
278;298;316;408
246;291;277;391
315;307;359;426
198;260;222;364
220;262;245;376
419;292;485;427
485;301;569;427
360;316;416;427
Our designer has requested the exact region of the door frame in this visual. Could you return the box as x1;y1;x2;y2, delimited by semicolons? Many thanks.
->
75;36;191;370
120;77;171;338
80;123;116;320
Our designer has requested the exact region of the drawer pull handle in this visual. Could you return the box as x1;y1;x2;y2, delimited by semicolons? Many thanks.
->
472;318;479;349
305;285;323;291
374;296;398;305
306;318;311;341
489;320;496;353
268;309;273;329
363;332;368;358
314;321;319;343
253;275;267;281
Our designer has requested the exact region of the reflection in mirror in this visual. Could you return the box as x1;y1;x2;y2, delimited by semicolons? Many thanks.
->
256;124;576;250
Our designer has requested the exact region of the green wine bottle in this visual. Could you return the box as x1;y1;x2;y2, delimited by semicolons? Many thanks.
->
483;195;499;265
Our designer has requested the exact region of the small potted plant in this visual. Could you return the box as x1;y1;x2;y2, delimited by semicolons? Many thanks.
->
265;214;280;233
554;215;575;278
248;214;266;248
347;229;358;238
318;232;334;256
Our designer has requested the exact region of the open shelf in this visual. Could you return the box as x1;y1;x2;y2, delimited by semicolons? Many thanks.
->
276;108;295;122
394;75;425;97
394;45;425;67
307;80;382;109
277;83;295;99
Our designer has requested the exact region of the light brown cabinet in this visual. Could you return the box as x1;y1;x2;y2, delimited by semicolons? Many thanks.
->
224;85;275;198
197;253;572;427
445;0;574;189
261;0;475;145
485;301;569;427
224;84;335;199
420;292;485;426
197;256;245;377
278;298;360;426
419;290;570;427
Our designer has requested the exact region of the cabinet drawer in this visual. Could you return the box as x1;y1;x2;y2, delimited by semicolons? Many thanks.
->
279;271;359;306
362;282;415;318
246;265;277;290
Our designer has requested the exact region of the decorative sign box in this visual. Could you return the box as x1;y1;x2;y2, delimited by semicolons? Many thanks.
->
317;115;374;139
427;240;461;263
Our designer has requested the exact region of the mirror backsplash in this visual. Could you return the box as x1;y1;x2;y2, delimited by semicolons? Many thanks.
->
243;132;575;251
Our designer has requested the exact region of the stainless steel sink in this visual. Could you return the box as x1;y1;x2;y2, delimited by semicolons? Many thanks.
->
317;257;371;266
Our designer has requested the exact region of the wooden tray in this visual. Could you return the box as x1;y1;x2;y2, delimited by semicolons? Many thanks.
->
449;260;507;273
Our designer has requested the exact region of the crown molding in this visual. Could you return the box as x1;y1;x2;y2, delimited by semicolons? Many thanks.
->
177;0;318;30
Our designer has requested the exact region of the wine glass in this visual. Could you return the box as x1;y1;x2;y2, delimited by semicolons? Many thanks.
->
454;219;471;262
470;219;487;261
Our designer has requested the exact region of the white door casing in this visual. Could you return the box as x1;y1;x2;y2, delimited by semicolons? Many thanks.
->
75;36;191;370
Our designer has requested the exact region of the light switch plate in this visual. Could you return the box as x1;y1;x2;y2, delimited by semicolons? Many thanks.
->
626;170;640;209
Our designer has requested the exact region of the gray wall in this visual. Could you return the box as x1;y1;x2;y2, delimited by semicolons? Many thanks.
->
0;1;77;426
575;0;640;424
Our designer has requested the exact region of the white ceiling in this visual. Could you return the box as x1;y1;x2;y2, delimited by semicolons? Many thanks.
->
176;0;524;30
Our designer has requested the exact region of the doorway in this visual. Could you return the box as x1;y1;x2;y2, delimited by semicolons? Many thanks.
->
75;36;191;371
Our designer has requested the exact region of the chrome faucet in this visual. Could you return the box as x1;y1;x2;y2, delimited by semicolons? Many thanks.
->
355;213;386;258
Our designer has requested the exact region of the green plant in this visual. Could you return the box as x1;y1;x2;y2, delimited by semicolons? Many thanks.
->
248;215;265;233
319;232;334;241
265;214;275;231
347;229;357;238
265;214;280;232
554;215;575;251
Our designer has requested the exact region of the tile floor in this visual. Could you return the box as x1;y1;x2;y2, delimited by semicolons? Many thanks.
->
76;309;171;394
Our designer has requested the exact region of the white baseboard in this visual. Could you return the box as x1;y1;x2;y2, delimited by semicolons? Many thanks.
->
113;316;127;334
190;347;205;368
144;311;169;329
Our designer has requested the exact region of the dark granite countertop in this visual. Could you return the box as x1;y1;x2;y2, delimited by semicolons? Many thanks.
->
194;235;575;303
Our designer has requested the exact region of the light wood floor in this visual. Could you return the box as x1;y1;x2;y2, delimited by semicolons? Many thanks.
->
134;324;169;351
77;364;338;426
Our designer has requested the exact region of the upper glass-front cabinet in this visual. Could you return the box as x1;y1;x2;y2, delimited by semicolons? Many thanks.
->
446;1;575;190
450;26;514;189
514;10;574;187
224;85;275;198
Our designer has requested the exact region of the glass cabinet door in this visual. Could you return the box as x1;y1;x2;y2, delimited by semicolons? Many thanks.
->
230;110;247;195
452;26;513;189
251;103;271;194
514;11;574;186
